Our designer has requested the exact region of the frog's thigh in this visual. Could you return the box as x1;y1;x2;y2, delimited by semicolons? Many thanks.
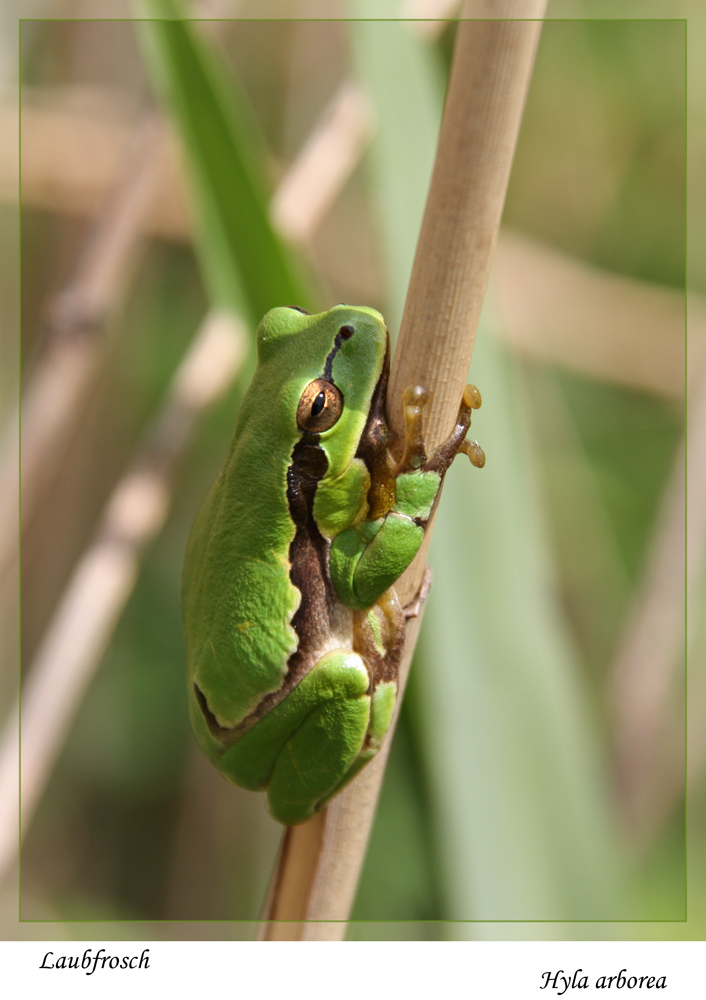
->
217;648;370;796
318;678;397;810
346;470;442;608
266;650;373;825
336;514;424;611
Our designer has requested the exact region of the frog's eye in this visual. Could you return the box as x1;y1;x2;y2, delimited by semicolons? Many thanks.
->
297;379;343;432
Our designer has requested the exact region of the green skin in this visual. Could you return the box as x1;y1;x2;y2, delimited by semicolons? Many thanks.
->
182;304;480;825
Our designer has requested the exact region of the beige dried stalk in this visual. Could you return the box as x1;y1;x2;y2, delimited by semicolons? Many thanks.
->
259;5;546;941
0;112;166;593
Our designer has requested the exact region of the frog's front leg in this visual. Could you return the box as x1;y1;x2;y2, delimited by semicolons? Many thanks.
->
401;383;485;475
329;481;436;610
215;649;394;825
329;384;484;612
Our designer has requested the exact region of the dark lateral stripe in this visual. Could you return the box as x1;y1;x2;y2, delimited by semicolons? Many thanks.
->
284;434;339;690
193;682;233;740
285;433;326;527
323;325;354;381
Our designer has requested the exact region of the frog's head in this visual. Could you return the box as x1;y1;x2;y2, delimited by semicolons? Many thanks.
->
257;304;387;371
255;305;389;477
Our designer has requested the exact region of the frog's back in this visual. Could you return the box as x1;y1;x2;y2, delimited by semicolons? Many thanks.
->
182;381;301;729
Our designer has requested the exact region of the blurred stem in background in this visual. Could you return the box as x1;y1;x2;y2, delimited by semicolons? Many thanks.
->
2;308;246;881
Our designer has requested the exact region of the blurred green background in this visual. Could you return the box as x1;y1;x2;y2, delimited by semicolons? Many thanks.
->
3;3;698;940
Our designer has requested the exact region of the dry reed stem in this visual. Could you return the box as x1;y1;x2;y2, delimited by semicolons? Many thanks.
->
259;4;546;940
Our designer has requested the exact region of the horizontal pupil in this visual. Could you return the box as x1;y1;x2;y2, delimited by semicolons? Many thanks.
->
311;392;326;417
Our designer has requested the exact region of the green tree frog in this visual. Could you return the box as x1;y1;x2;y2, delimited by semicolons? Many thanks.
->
182;304;483;825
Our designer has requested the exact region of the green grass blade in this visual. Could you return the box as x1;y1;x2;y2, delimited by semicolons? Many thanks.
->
137;2;312;322
348;3;444;336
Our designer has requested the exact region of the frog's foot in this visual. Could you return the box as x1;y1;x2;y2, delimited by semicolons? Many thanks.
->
425;383;484;474
353;589;405;674
376;586;405;632
215;650;394;826
396;383;484;476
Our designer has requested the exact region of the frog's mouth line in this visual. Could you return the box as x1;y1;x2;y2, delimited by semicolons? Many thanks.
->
193;682;236;743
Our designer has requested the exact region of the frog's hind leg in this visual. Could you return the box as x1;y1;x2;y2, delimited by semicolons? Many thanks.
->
216;649;373;825
318;676;397;810
267;681;371;825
